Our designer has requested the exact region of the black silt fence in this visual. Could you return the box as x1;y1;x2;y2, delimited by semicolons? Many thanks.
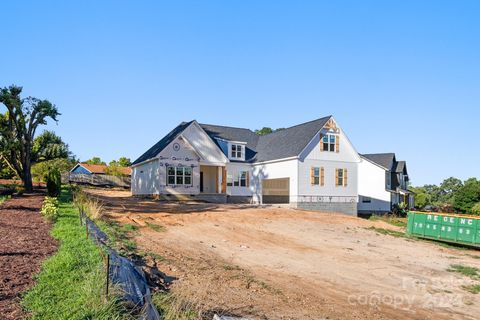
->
81;211;161;320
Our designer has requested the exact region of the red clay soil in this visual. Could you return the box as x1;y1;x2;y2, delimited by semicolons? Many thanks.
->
0;193;58;320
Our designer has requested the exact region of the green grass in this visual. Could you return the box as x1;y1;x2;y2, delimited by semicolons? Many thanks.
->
95;220;138;256
146;222;166;232
0;195;10;204
22;188;133;320
462;284;480;294
447;264;480;279
366;226;406;238
368;214;407;228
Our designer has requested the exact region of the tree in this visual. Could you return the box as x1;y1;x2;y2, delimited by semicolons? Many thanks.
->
453;178;480;213
31;158;76;183
32;130;70;162
254;127;285;135
410;186;431;209
85;157;105;165
0;157;16;179
439;177;463;204
0;85;59;191
117;157;131;167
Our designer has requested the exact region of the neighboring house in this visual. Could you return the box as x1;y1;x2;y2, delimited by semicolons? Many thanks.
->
69;163;132;188
358;153;414;214
70;163;132;176
131;116;361;215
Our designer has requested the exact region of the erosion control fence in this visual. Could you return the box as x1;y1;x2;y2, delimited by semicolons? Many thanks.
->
80;210;160;320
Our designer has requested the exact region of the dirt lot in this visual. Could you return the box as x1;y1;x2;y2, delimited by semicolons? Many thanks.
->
0;193;58;320
87;188;480;320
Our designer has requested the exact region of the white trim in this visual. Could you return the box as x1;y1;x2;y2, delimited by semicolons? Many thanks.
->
359;155;389;171
131;157;160;168
70;163;93;174
252;156;298;165
191;121;230;163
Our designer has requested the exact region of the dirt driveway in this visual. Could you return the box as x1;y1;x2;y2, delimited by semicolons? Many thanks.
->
88;189;480;320
0;193;58;320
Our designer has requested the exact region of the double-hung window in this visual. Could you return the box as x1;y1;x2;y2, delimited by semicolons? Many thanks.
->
167;166;192;186
335;168;347;187
322;134;337;152
226;171;248;187
231;144;244;159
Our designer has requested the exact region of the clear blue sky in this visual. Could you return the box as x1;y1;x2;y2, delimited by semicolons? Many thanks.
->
1;1;479;186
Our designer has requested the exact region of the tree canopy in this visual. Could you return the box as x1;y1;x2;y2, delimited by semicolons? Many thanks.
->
0;85;60;191
85;157;106;165
254;127;285;135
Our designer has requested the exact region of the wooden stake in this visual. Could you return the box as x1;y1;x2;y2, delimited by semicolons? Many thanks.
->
105;254;110;298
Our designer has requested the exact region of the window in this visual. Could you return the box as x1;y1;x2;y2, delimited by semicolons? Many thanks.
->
362;196;371;203
311;167;325;186
227;173;233;186
167;166;192;186
227;171;248;187
322;134;338;152
230;144;245;159
335;168;347;187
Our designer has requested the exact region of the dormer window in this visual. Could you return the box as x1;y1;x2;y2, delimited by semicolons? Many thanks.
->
230;143;245;160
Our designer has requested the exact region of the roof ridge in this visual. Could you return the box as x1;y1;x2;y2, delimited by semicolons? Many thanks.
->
259;115;332;137
199;122;255;133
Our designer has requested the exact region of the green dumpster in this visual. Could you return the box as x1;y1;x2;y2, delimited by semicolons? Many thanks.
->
407;211;480;247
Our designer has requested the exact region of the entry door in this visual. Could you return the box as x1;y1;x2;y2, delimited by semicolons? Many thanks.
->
200;172;204;193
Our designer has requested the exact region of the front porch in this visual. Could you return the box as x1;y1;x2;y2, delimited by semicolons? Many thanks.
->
198;165;227;201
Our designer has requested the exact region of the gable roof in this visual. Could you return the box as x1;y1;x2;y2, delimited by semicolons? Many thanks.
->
75;163;132;176
395;161;406;173
361;153;396;170
132;116;333;165
254;116;331;162
131;121;193;165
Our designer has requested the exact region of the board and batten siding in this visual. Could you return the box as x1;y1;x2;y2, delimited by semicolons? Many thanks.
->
357;158;391;213
226;162;253;196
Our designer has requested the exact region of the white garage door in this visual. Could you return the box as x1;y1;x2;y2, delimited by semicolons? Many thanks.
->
262;178;289;204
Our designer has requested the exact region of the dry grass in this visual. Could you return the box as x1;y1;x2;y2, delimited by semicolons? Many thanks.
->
73;188;105;220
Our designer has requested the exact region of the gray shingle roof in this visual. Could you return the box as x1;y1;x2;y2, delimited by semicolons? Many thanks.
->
253;116;331;162
133;116;333;165
395;161;406;173
361;153;396;170
131;121;193;165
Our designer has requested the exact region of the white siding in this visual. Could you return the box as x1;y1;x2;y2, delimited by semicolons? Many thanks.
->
252;159;299;204
226;162;253;196
297;124;360;201
131;160;161;195
182;122;228;164
358;159;391;212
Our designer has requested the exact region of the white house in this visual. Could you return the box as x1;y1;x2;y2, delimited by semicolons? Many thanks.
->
131;116;413;216
358;153;414;214
132;116;361;215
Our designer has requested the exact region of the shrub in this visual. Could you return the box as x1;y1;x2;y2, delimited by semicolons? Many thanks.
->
472;203;480;215
46;168;61;197
41;196;59;222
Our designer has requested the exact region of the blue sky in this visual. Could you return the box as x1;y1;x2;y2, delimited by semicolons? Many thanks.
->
1;1;479;186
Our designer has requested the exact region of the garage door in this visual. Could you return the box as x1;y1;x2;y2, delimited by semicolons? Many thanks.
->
262;178;289;204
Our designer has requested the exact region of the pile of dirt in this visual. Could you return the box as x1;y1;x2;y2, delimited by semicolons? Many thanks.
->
0;193;58;320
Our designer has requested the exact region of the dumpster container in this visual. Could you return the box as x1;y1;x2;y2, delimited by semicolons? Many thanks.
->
407;211;480;247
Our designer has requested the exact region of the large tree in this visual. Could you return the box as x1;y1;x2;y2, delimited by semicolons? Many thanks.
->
0;85;59;191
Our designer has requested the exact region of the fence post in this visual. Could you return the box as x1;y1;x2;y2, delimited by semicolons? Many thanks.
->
106;253;110;299
86;219;89;239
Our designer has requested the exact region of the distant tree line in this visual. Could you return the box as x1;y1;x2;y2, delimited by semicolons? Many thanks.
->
254;127;285;135
412;177;480;214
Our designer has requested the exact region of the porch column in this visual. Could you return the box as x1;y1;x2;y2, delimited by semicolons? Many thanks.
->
221;167;227;194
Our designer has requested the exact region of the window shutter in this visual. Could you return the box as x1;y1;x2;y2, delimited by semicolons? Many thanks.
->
335;169;339;186
321;167;325;186
335;135;340;153
310;167;315;185
246;171;250;187
320;135;324;152
344;169;348;187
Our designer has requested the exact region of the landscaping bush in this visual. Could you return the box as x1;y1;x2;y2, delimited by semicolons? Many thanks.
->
46;168;61;197
472;203;480;215
41;196;59;222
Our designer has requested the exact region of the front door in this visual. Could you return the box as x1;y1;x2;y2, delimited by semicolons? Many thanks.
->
200;172;204;193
